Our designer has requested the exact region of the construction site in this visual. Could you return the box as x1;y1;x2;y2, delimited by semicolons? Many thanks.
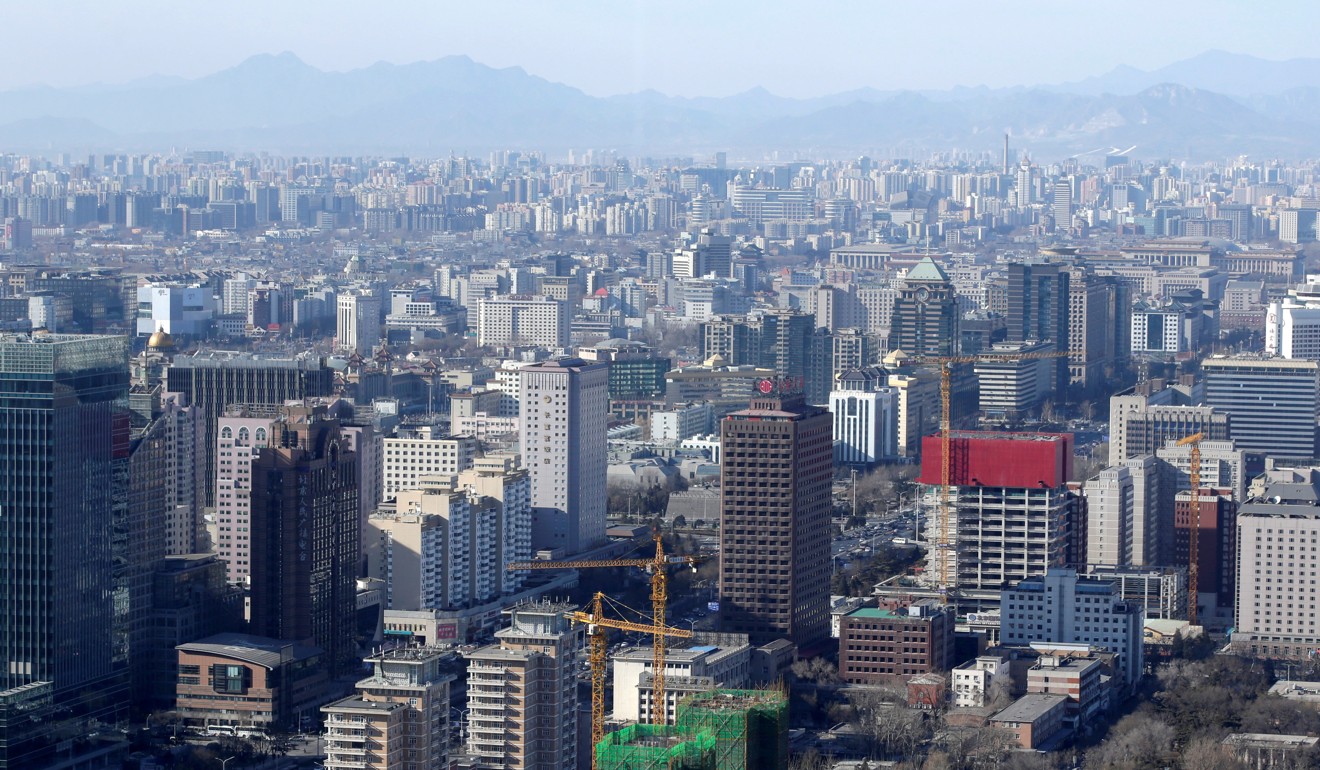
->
594;688;789;770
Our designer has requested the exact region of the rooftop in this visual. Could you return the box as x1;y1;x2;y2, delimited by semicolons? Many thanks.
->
177;632;322;669
990;694;1069;724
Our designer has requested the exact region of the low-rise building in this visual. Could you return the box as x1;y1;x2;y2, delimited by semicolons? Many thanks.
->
989;693;1070;749
611;633;752;723
1026;656;1106;727
837;602;954;684
951;656;1010;708
175;633;329;732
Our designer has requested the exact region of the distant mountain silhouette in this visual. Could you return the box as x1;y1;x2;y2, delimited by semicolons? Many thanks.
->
1;51;1318;158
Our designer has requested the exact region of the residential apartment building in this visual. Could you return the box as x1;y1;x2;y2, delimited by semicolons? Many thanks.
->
464;602;581;770
381;427;478;499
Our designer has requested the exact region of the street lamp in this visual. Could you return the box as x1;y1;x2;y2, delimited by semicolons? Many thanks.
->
219;757;236;770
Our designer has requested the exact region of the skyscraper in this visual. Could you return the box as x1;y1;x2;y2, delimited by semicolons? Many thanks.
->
719;392;833;646
887;257;959;358
247;403;360;674
165;352;335;507
1202;355;1320;459
1005;262;1070;393
0;334;130;753
337;290;382;354
519;357;609;554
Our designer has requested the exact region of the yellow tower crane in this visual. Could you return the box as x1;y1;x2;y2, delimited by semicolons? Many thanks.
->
506;534;701;724
570;592;693;766
1176;432;1205;625
902;349;1079;600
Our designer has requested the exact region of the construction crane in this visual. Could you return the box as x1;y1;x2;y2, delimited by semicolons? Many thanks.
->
1176;432;1205;625
571;592;693;765
507;534;701;725
901;349;1078;600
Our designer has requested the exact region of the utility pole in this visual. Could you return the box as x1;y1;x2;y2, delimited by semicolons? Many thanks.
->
851;468;858;522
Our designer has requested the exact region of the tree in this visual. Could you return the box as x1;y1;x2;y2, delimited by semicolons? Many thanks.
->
1178;738;1248;770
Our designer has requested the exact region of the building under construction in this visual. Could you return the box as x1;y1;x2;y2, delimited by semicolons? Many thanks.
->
596;688;788;770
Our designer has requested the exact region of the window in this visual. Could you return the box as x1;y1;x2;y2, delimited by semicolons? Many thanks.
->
211;664;251;695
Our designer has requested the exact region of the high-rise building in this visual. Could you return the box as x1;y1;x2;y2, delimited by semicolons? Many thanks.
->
919;432;1081;602
1083;455;1162;568
165;351;335;507
1001;569;1145;694
0;334;130;763
1005;262;1070;393
337;290;382;354
457;455;533;596
1051;176;1074;229
719;393;833;646
1108;393;1230;465
247;404;360;674
464;601;582;770
887;257;959;357
1266;282;1320;360
1202;356;1320;459
519;357;609;554
829;366;899;466
321;646;455;770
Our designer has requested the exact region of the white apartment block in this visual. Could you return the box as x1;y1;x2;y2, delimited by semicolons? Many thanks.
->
951;656;1010;708
382;427;478;499
1084;454;1161;568
519;358;609;554
337;290;382;354
214;413;277;583
457;455;532;596
1001;569;1144;691
477;294;570;348
830;367;899;466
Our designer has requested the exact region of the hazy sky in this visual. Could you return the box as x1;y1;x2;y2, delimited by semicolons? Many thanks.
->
9;0;1319;97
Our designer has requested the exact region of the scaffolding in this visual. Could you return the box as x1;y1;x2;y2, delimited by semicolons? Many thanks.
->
595;724;716;770
675;689;789;770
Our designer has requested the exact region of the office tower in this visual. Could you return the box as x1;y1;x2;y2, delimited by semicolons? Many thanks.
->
464;601;582;770
1267;282;1320;359
381;427;478;499
1059;263;1114;388
321;646;454;770
1202;355;1320;458
1051;176;1074;229
1014;159;1035;206
830;366;899;466
0;334;129;762
1000;570;1144;693
337;290;382;354
520;357;608;554
719;393;832;646
578;340;670;402
887;257;959;357
165;351;335;507
1279;208;1317;244
919;432;1081;598
247;404;360;674
1108;393;1229;465
159;393;207;554
1174;487;1236;623
1084;455;1162;568
1005;262;1070;392
1232;471;1320;658
477;294;570;348
974;340;1060;419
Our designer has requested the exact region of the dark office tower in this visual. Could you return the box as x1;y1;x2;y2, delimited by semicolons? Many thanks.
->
165;352;334;507
1006;262;1070;392
696;228;734;278
0;334;130;764
248;404;359;674
718;393;832;646
887;257;960;358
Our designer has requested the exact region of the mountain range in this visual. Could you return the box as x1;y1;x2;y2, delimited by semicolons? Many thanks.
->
5;50;1320;159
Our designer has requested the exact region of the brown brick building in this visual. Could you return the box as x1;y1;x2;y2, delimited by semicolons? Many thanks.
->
837;602;954;684
718;392;833;646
